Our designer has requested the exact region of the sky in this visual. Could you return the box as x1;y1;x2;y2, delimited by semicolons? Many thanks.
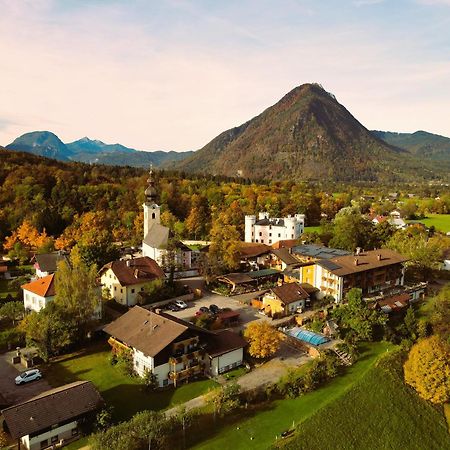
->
0;0;450;152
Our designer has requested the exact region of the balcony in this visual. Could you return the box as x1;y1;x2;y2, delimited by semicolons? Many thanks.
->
168;363;204;381
169;348;206;366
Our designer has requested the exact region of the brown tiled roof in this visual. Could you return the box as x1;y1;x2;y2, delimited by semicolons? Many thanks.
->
271;239;298;249
271;282;309;304
206;329;247;358
237;242;271;259
34;252;69;273
21;274;55;297
104;306;214;358
317;248;408;276
1;381;103;439
218;273;254;285
271;248;299;265
99;256;165;287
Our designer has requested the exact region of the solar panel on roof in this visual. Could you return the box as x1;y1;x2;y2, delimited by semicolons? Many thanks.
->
318;260;342;271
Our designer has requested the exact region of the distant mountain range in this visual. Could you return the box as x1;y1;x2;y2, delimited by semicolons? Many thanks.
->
173;83;449;182
4;85;450;180
5;131;193;168
371;130;450;161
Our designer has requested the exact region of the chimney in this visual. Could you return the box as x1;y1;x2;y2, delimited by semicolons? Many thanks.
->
126;260;130;267
354;258;359;266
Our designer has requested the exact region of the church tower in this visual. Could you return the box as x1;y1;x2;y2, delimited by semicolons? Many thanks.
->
143;165;160;238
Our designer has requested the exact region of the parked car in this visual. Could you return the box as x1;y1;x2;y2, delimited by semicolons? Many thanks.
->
167;303;180;312
174;300;188;309
15;369;42;385
195;307;210;317
209;304;220;315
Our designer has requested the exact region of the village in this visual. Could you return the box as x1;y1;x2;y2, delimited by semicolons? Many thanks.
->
0;167;448;450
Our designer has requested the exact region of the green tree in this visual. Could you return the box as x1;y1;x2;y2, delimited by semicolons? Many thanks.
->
206;382;241;421
332;288;386;342
0;301;24;325
54;251;101;339
404;335;450;404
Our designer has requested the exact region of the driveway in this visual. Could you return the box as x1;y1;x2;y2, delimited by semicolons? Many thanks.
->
0;350;52;406
166;290;265;330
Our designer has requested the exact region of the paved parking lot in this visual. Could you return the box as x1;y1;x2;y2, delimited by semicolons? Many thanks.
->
167;290;266;330
0;351;51;406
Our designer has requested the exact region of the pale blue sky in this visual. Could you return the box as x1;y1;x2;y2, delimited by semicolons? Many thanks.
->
0;0;449;150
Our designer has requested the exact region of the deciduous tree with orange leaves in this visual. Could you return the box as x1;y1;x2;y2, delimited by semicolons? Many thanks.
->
244;321;284;359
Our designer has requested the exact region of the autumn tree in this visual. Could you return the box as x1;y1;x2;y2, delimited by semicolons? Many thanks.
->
244;321;283;358
404;335;450;404
54;250;101;339
205;382;241;421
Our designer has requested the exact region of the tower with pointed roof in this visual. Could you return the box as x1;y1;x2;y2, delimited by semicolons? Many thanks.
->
143;165;161;238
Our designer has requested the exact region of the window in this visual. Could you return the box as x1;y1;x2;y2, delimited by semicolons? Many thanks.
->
40;440;49;449
269;239;272;244
141;287;144;291
114;286;117;291
255;239;258;243
163;379;169;386
120;289;123;293
51;435;58;444
259;231;262;236
131;289;135;294
152;212;155;219
269;233;272;237
261;239;264;244
278;233;281;238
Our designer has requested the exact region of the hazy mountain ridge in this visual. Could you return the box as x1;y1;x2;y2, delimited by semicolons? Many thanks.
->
5;132;193;168
372;130;450;161
175;83;441;182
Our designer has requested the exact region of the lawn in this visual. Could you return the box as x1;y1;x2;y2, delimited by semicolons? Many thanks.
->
303;225;322;234
407;213;450;233
193;342;393;450
0;279;16;299
43;341;218;422
281;351;450;450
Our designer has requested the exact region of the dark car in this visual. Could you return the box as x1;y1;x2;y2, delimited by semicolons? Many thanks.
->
195;307;210;317
167;303;180;312
209;304;220;315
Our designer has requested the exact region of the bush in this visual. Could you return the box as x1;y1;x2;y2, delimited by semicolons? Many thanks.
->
0;328;25;352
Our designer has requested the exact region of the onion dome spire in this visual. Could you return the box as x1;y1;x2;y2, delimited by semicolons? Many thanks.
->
144;164;157;204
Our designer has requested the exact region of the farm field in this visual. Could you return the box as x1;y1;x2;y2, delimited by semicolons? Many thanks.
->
193;342;392;450
280;351;450;450
407;213;450;233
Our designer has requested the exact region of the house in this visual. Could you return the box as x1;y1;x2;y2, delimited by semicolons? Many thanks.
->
388;210;407;229
261;282;310;317
314;248;408;302
22;274;56;312
237;242;271;269
269;247;300;271
1;381;103;450
141;167;192;270
271;239;298;250
442;249;450;271
99;256;165;306
103;306;247;387
32;252;69;278
245;212;305;245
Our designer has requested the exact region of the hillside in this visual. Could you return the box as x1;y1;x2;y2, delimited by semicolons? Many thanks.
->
5;132;193;168
175;84;442;182
373;130;450;161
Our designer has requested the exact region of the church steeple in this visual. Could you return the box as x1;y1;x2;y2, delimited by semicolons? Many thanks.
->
144;164;157;205
143;165;161;239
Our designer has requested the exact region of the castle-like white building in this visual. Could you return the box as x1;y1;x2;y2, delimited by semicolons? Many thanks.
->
245;212;305;245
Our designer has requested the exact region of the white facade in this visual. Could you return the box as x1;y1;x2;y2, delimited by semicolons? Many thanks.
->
313;264;344;302
443;259;450;271
21;420;79;450
245;212;305;245
23;289;54;313
100;268;147;306
210;348;244;376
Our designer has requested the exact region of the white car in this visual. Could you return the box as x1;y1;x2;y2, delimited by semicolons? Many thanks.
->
174;300;188;309
15;369;42;385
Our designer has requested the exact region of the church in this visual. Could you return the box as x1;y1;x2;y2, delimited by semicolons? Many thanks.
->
141;168;192;270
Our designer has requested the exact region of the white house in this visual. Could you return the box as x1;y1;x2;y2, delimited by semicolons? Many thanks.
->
245;212;305;245
141;168;192;270
1;381;103;450
99;256;165;306
104;306;247;387
22;274;56;312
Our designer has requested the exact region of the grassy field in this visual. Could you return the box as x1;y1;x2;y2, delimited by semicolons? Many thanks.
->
407;213;450;233
0;279;16;299
303;225;322;233
280;351;450;450
43;341;217;422
193;342;393;450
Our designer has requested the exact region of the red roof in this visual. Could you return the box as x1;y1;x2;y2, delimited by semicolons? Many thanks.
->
21;274;56;297
272;239;298;249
